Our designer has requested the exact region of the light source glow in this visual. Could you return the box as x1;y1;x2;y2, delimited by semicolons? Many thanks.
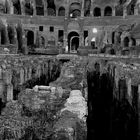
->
91;37;96;42
92;28;98;33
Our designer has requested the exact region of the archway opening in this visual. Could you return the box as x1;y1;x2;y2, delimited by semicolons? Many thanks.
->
25;1;33;15
27;30;34;46
84;0;91;17
35;0;44;16
8;26;15;44
47;0;56;16
58;7;65;16
68;31;79;52
12;0;21;15
124;37;129;47
104;6;112;16
94;7;101;17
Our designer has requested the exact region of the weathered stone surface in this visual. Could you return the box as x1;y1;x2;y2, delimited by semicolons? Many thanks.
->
61;90;87;121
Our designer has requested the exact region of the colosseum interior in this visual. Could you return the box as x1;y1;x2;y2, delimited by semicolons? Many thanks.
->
0;0;140;140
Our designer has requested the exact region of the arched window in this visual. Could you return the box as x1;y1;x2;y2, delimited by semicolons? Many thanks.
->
58;7;65;16
47;0;56;16
35;0;44;15
25;1;33;15
104;6;112;16
115;6;123;16
94;7;101;17
12;0;21;15
69;3;81;18
124;37;129;47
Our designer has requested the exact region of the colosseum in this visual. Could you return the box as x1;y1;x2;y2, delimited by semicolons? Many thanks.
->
0;0;140;140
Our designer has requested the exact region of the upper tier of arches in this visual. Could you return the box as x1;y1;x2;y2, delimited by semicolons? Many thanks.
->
0;0;139;17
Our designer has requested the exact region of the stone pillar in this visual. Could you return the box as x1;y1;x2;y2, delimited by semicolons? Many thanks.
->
123;7;127;18
81;0;84;17
22;30;28;54
101;9;104;17
127;78;132;104
65;6;69;18
79;31;84;47
138;85;140;140
20;1;25;15
134;6;138;15
32;0;36;16
112;7;116;16
56;8;59;16
7;0;14;14
20;67;25;85
5;25;10;45
6;84;13;101
43;0;48;16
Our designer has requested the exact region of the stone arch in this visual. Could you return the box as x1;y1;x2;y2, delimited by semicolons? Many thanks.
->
24;0;33;15
7;25;15;44
58;6;65;16
35;0;44;16
68;31;79;52
12;0;21;15
69;2;81;18
104;6;112;16
47;0;56;16
123;37;129;47
94;7;101;17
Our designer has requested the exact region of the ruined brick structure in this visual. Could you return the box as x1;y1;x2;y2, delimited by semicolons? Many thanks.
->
0;0;140;140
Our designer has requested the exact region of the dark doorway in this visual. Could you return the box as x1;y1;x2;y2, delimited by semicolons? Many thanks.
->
68;31;79;52
124;37;129;47
27;31;34;46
